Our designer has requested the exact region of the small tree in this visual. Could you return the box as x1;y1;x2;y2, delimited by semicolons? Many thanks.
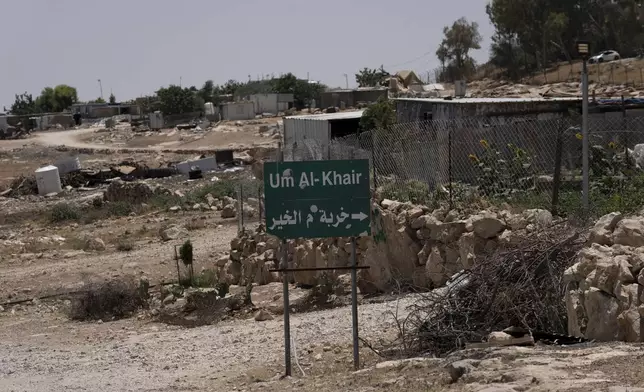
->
9;93;37;115
355;66;390;87
109;93;116;104
435;17;482;81
179;240;194;285
359;97;396;132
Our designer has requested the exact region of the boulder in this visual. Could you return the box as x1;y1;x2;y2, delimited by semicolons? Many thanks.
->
523;209;553;228
613;218;644;247
160;225;189;241
254;309;274;321
221;204;236;218
471;213;506;239
589;212;622;245
432;221;467;243
84;237;106;252
584;287;620;341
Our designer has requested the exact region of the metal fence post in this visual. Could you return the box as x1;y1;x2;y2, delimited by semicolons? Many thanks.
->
551;121;564;216
582;59;590;214
240;185;245;232
448;121;453;210
371;130;378;189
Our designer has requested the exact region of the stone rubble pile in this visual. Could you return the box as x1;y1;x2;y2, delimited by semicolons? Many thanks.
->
221;199;554;293
103;179;171;204
565;212;644;342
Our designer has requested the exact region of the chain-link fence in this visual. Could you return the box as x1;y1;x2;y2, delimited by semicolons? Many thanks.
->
235;178;263;233
281;114;644;219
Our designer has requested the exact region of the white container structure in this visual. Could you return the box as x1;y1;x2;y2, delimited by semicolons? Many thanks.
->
54;157;81;175
176;157;217;174
149;111;164;130
35;165;62;195
204;102;216;116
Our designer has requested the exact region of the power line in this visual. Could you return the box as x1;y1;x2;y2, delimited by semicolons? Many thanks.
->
383;50;434;69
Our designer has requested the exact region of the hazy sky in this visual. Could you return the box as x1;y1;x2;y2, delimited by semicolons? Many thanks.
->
0;0;493;108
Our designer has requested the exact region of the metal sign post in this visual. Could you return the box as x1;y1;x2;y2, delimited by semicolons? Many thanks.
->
263;159;371;375
350;237;359;370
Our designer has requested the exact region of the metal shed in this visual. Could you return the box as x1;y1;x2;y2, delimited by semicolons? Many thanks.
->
220;102;255;121
282;110;364;160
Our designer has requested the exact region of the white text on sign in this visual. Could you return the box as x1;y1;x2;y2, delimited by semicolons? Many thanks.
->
268;170;364;189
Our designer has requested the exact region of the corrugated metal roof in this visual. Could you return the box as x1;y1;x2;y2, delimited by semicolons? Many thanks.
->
284;110;364;121
393;97;581;104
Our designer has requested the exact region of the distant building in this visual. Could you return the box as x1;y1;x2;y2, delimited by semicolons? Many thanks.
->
320;87;387;109
248;93;294;114
394;97;582;123
71;102;141;118
282;110;364;160
220;101;255;121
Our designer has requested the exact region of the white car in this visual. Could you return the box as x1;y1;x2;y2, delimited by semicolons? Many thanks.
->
588;50;620;64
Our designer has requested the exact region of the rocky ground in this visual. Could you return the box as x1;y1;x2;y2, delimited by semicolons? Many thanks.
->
2;289;644;392
4;117;644;391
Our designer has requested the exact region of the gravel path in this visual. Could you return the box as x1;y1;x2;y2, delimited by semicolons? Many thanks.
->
0;295;415;391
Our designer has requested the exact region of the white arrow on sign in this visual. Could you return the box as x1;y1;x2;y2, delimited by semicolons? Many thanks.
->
351;212;368;221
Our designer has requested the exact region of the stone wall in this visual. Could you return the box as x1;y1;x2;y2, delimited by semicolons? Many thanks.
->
221;199;554;293
565;212;644;342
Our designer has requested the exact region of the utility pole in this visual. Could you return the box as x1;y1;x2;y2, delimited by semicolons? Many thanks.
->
179;76;182;88
343;74;349;89
577;40;590;213
97;79;103;99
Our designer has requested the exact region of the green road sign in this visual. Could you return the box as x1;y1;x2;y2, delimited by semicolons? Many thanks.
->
264;159;371;239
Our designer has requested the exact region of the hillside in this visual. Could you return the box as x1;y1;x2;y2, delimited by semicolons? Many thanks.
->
475;57;644;86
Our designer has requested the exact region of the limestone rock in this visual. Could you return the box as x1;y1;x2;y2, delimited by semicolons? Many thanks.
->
613;218;644;247
471;213;506;239
221;204;236;218
406;207;424;223
617;308;640;342
83;237;106;252
254;309;274;322
565;289;586;337
160;225;189;242
446;359;479;382
589;212;622;245
523;209;553;228
584;287;620;341
432;221;467;243
410;214;432;229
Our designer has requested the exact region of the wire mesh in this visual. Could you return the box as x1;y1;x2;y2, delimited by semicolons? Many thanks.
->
318;113;644;219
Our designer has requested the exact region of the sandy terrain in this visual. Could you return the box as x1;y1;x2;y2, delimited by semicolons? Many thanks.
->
1;118;644;391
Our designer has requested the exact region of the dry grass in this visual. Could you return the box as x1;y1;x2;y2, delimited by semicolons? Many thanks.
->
68;278;147;321
393;225;584;357
475;58;644;86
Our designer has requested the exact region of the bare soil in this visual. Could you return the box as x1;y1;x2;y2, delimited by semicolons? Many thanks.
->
1;125;644;391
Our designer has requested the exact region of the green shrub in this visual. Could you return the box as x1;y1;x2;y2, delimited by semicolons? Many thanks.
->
49;203;81;223
380;179;432;205
106;202;133;217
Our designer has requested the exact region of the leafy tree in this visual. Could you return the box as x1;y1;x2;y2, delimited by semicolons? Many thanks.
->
221;80;241;96
270;73;325;109
359;97;396;132
35;87;56;113
486;0;644;78
109;93;116;104
435;17;482;81
355;66;390;87
156;85;201;114
52;85;78;111
198;80;215;104
9;93;37;115
89;97;106;104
